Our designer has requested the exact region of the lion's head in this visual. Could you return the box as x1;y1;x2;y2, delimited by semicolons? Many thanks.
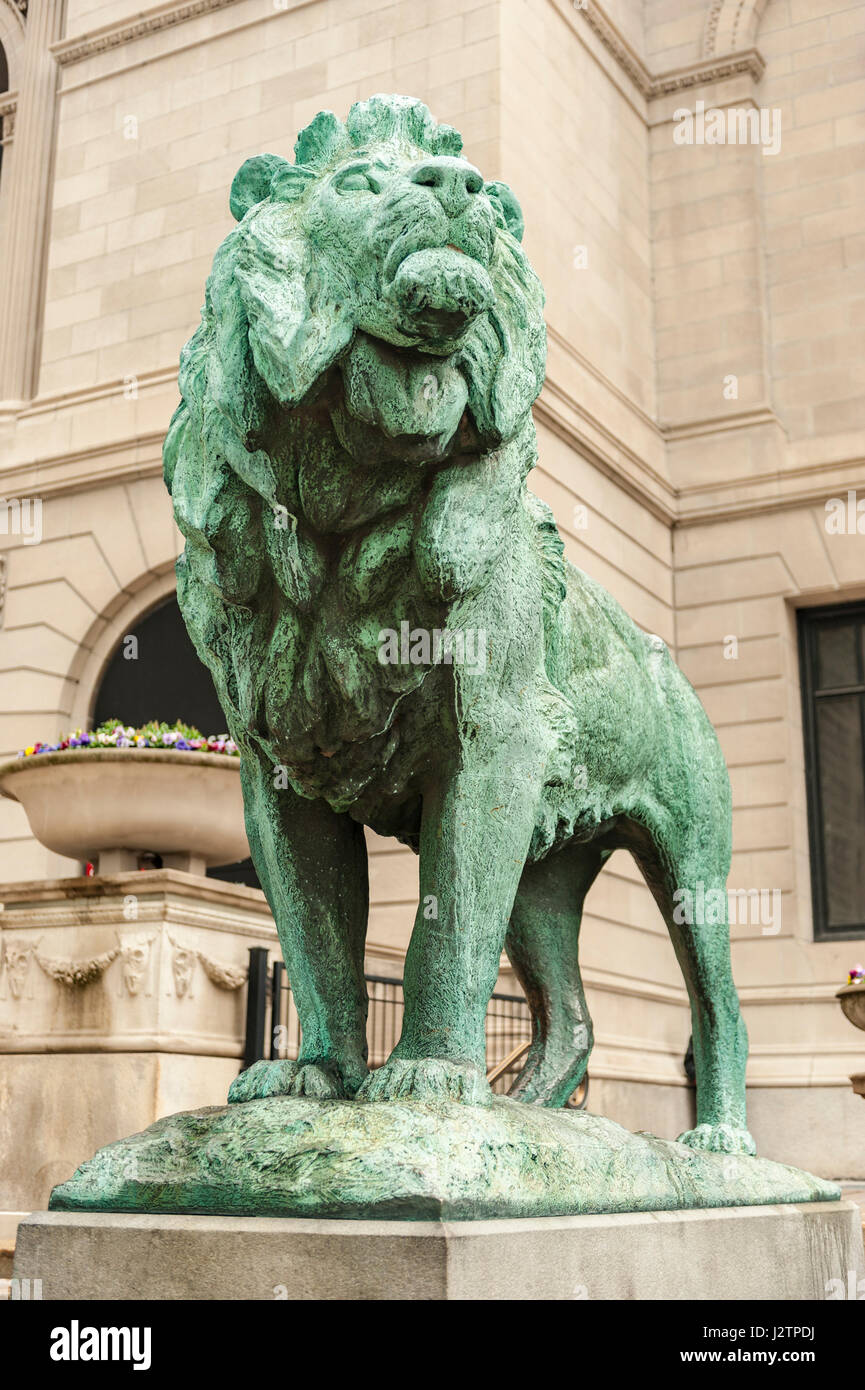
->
169;94;545;458
164;96;552;797
228;94;532;366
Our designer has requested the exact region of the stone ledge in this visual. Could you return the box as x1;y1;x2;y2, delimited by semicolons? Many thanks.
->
14;1203;864;1301
0;868;269;912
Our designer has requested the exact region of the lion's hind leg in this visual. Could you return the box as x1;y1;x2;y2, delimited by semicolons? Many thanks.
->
629;810;755;1157
505;842;606;1107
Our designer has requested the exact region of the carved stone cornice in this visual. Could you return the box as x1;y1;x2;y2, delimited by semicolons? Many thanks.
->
0;864;270;908
51;0;241;66
569;0;764;99
576;0;651;94
0;896;277;940
651;49;765;96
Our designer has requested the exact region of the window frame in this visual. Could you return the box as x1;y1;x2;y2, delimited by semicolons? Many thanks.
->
798;600;865;942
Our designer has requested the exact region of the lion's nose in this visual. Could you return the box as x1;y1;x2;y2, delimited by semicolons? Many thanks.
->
410;158;484;217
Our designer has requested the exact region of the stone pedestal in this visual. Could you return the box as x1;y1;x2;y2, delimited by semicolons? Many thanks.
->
14;1202;864;1301
0;870;277;1216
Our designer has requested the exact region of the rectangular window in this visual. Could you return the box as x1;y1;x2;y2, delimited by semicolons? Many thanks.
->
799;603;865;940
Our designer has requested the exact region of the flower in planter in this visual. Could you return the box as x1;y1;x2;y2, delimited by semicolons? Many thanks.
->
847;964;865;986
18;719;239;758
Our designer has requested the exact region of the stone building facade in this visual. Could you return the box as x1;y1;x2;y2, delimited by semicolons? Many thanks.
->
0;0;863;1182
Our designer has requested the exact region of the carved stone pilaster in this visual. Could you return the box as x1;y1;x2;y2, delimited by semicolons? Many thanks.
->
0;0;64;403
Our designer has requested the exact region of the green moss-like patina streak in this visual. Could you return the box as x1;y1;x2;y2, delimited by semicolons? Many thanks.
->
163;94;753;1157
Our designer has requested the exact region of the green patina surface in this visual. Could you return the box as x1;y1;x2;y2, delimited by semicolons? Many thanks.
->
50;1098;840;1220
53;95;836;1218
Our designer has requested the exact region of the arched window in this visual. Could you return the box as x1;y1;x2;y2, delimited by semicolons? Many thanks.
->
0;42;8;186
93;596;260;889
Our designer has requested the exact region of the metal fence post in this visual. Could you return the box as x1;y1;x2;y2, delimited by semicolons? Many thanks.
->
270;960;285;1059
242;946;269;1070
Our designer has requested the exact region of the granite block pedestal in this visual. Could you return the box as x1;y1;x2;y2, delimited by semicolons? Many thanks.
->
14;1202;864;1301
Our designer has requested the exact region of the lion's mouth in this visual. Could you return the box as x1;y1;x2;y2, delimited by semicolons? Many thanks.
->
386;246;495;340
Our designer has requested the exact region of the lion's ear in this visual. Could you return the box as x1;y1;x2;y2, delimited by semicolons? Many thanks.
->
230;154;289;221
235;215;354;409
485;180;525;243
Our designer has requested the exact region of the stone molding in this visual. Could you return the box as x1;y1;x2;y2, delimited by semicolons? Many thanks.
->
51;0;242;67
703;0;727;56
0;875;271;1055
536;380;677;527
1;875;857;1085
1;884;854;1015
573;0;651;95
49;0;766;102
0;364;861;533
650;49;765;98
664;406;780;442
2;394;862;531
0;894;276;942
565;0;764;100
675;454;865;526
702;0;769;60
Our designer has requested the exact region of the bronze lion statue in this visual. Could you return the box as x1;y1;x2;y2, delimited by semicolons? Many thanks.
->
164;95;754;1155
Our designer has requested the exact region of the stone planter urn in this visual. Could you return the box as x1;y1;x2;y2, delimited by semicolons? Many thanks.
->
0;748;248;875
836;978;865;1099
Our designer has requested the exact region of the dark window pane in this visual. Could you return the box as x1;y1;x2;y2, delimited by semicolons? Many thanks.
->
816;695;865;928
816;621;859;691
94;598;227;733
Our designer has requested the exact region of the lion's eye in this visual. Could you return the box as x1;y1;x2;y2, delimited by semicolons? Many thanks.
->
336;171;378;194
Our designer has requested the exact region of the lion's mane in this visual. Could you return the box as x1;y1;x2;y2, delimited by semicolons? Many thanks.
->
164;95;555;808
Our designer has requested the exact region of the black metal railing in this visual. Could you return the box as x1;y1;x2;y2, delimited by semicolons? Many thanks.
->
243;947;587;1106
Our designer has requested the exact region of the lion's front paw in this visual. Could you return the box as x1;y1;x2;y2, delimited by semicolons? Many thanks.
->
356;1057;492;1107
677;1123;757;1156
228;1059;349;1103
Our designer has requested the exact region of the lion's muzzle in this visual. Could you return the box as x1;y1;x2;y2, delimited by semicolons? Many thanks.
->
387;246;495;340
